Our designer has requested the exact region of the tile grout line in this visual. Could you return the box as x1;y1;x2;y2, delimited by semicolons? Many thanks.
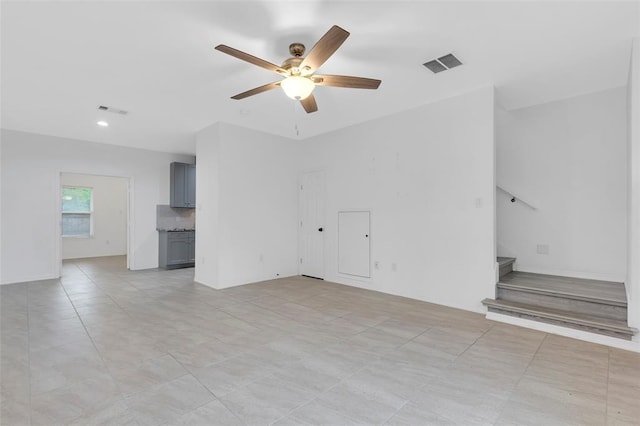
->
214;398;250;425
164;352;248;425
267;340;386;425
380;399;410;425
439;323;548;425
26;282;33;426
406;322;497;410
279;312;490;423
605;347;611;420
57;261;133;421
286;349;383;420
502;332;549;407
169;334;309;423
450;321;496;362
66;272;138;327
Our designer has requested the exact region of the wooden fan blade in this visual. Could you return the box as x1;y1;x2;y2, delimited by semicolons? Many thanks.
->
215;45;287;75
300;25;350;73
313;75;381;89
300;94;318;113
231;81;281;100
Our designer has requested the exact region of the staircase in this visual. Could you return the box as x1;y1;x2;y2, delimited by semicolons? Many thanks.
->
483;258;637;340
497;257;516;279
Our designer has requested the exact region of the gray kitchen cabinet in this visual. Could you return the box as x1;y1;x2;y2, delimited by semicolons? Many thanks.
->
170;162;196;208
186;164;196;207
159;230;195;269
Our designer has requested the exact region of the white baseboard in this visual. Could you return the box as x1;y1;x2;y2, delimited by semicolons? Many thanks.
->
329;275;487;315
515;265;625;283
331;273;372;288
193;278;220;290
486;311;640;353
194;274;298;291
1;273;59;285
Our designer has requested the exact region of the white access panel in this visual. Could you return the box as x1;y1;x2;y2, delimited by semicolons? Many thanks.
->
338;211;371;278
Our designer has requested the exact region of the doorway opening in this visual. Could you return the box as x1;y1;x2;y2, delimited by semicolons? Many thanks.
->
57;172;131;276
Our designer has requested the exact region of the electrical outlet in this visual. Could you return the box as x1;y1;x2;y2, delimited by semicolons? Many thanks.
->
374;261;380;270
392;262;397;272
537;244;549;255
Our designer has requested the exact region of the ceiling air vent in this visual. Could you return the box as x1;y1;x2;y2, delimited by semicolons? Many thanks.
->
423;60;447;74
97;105;129;115
423;53;463;74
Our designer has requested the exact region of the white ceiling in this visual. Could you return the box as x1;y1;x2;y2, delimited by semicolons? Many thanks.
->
2;1;638;155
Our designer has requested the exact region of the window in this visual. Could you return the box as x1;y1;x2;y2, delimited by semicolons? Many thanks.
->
62;186;93;237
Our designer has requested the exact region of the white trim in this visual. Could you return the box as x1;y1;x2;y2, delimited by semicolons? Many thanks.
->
627;37;640;335
515;264;625;283
332;274;373;288
56;172;132;271
1;273;59;285
297;174;303;277
54;172;62;278
127;177;134;270
486;311;640;353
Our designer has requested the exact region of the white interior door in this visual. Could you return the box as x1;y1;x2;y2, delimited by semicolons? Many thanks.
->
338;211;371;278
300;171;325;279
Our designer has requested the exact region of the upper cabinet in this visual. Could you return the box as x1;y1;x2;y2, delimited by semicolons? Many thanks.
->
170;162;196;208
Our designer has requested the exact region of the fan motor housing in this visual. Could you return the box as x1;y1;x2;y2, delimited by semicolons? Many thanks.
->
281;57;305;74
289;43;305;57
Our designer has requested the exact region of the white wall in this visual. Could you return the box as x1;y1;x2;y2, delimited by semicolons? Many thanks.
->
61;173;128;260
627;38;640;337
195;123;300;289
300;87;496;313
0;129;193;284
496;87;628;281
194;124;220;287
0;137;3;282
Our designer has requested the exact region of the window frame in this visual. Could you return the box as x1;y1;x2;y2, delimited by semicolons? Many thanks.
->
61;186;94;238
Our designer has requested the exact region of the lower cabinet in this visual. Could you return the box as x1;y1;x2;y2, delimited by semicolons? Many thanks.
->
159;230;195;269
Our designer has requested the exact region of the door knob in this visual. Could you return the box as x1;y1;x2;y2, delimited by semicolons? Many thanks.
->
318;227;323;232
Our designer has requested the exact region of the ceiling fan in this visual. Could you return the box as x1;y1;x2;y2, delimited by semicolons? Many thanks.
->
214;25;381;113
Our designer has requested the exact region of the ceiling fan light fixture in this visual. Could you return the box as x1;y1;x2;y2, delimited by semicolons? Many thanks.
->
281;76;315;100
215;25;381;113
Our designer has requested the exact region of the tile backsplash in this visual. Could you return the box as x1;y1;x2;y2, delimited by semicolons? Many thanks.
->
156;204;195;231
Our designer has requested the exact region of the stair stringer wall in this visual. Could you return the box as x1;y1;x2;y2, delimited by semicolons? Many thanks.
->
495;88;627;284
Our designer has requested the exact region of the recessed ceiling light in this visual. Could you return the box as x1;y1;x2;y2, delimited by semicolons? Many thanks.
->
97;121;109;127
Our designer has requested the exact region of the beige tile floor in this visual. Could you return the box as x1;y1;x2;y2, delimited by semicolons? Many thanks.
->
1;255;639;425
